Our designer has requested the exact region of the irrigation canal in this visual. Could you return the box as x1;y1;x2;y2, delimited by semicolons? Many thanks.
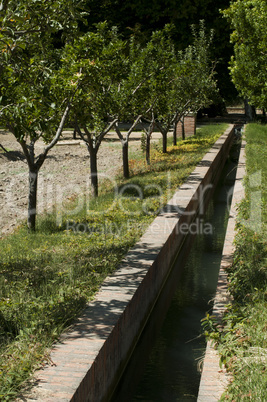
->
110;136;241;401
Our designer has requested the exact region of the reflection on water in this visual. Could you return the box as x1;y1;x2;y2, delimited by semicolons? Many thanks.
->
111;144;240;402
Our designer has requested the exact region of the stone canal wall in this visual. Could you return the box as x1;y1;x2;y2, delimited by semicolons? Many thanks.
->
27;125;235;402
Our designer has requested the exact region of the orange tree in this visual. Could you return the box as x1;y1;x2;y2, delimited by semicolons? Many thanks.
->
223;0;267;110
62;23;127;197
171;22;218;142
0;0;87;230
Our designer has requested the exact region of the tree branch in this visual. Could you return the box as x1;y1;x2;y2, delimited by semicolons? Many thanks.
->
114;123;124;141
41;101;71;157
18;139;33;168
132;66;164;95
155;119;165;135
114;116;142;143
95;118;118;152
144;97;157;116
34;83;81;169
40;84;80;159
132;73;153;95
74;124;90;152
126;114;142;141
172;100;191;124
79;125;94;152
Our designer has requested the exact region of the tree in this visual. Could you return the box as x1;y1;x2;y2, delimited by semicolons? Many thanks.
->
147;25;179;154
112;28;174;172
148;22;218;146
110;36;145;179
63;23;126;196
133;29;169;165
117;23;218;166
223;0;267;109
0;0;87;230
172;22;218;142
84;0;235;101
113;117;142;179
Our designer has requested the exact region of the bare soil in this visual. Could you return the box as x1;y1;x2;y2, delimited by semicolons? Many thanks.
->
0;129;150;237
1;112;247;237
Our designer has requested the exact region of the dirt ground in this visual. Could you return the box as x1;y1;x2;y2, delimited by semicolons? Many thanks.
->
1;112;245;237
0;129;155;237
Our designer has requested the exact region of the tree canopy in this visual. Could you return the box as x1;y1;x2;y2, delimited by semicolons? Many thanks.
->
84;0;235;101
223;0;267;109
0;0;87;142
0;0;87;229
62;22;126;196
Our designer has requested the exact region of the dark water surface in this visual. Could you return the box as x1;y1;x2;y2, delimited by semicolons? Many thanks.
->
111;142;240;402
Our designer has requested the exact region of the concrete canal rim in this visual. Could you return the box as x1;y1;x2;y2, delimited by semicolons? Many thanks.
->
24;124;239;402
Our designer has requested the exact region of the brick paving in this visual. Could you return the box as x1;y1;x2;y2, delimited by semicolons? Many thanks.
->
197;137;246;401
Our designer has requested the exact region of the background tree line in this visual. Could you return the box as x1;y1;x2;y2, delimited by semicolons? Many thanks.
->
83;0;236;102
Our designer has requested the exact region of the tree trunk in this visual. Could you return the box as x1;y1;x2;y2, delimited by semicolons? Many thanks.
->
90;149;98;197
27;168;38;231
122;140;129;179
181;117;185;140
162;131;167;153
262;108;266;122
173;121;177;146
146;134;151;165
244;99;256;121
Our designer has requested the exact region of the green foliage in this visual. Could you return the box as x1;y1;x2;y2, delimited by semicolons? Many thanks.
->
227;124;267;301
0;0;87;142
0;0;89;229
203;295;267;401
61;23;127;195
202;123;267;401
223;0;267;109
112;22;218;126
63;22;127;133
0;123;226;399
84;0;235;101
228;226;266;299
244;123;267;220
175;21;219;115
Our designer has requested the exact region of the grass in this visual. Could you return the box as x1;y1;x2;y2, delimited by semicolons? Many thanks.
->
202;123;267;401
0;123;228;400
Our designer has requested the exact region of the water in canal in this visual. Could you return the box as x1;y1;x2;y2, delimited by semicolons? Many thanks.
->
111;140;240;402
